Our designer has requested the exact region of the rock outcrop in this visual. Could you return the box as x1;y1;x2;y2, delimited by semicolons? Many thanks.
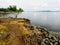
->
0;18;60;45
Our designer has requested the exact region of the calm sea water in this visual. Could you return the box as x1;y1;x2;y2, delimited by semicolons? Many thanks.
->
0;12;60;32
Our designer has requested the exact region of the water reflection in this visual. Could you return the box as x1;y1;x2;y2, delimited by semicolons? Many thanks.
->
0;12;60;32
18;12;60;32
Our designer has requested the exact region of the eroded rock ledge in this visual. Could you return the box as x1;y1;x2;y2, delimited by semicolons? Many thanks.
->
0;18;60;45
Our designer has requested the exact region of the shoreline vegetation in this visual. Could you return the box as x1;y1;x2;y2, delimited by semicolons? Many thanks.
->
0;5;24;14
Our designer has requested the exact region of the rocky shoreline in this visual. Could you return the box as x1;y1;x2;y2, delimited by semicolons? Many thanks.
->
0;18;60;45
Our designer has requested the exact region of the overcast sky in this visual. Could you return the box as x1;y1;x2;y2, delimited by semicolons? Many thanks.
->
0;0;60;11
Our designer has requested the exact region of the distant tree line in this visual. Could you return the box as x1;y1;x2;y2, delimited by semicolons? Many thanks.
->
0;5;24;12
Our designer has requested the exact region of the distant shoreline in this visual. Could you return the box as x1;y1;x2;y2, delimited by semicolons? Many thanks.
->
0;11;16;14
0;11;60;14
39;11;60;12
0;11;23;14
25;11;60;12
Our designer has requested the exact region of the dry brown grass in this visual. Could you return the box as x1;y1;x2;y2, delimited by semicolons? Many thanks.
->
0;18;49;45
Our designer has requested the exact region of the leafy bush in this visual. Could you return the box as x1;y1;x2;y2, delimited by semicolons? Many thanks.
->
0;5;24;12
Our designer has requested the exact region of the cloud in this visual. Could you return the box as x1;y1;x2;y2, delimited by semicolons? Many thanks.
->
0;0;60;11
